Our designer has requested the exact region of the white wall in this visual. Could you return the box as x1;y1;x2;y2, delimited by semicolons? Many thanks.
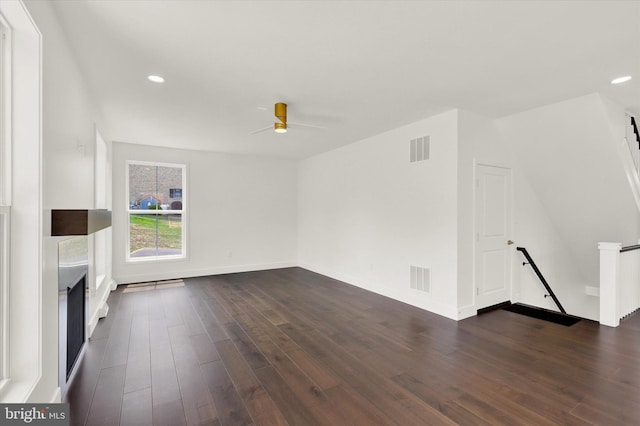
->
24;0;110;402
298;110;460;319
511;167;590;317
112;142;298;283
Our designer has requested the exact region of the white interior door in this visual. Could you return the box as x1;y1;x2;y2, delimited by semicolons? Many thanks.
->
475;164;512;309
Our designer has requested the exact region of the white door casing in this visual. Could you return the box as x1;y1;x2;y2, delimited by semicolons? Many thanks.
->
475;164;512;310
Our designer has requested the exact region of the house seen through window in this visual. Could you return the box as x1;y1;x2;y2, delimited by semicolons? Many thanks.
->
127;161;186;261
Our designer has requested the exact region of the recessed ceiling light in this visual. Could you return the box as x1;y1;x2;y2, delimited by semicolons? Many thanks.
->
147;75;165;83
611;75;632;85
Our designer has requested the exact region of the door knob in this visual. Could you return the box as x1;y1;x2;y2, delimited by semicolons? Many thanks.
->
507;240;514;245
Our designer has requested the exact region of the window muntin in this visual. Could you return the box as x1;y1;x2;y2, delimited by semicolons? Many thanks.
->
126;161;186;261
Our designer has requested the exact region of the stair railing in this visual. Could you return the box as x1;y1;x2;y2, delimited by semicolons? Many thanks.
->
626;113;640;174
631;115;640;147
599;242;640;327
516;247;566;314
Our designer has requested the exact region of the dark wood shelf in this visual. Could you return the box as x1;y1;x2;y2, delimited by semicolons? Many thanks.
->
51;209;111;236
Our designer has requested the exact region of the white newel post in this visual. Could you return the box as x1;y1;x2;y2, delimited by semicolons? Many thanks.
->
599;242;622;327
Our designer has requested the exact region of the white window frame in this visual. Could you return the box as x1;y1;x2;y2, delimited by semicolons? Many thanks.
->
0;14;11;391
125;160;187;262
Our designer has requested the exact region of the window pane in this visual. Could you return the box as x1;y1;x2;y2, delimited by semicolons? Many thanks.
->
129;213;182;258
128;164;183;211
128;164;157;210
158;166;183;211
129;213;157;257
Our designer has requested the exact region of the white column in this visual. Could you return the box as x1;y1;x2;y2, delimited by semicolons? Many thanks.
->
599;242;622;327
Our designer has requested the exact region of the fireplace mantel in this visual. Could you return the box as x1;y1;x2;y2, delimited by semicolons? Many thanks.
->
51;209;111;236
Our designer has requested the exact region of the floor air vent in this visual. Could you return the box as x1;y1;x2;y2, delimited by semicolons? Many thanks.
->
410;266;431;293
410;136;430;163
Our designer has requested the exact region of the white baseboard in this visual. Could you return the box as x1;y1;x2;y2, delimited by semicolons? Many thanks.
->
457;304;477;320
298;262;362;292
299;262;459;321
98;303;109;319
109;279;117;291
50;387;62;403
88;284;111;338
114;261;464;322
114;261;297;285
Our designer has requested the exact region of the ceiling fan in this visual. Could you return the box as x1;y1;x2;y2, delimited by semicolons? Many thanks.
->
250;102;325;135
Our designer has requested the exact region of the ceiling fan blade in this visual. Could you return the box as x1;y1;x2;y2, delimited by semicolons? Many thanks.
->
288;121;326;129
249;125;273;135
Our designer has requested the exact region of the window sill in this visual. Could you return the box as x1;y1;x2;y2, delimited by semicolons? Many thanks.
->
0;375;40;403
125;254;187;264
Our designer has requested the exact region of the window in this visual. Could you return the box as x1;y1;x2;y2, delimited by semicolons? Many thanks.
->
127;161;186;261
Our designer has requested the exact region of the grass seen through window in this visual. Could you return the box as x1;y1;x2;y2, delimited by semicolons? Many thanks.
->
129;214;182;256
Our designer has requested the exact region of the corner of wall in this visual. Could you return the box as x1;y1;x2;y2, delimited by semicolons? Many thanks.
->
298;112;461;320
456;110;513;315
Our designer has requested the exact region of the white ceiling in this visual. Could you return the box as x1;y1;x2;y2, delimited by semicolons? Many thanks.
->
51;1;640;159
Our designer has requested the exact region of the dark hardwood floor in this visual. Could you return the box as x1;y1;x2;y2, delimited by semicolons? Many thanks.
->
67;267;640;425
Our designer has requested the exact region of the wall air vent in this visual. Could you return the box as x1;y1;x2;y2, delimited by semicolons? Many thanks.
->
410;136;430;163
410;266;431;293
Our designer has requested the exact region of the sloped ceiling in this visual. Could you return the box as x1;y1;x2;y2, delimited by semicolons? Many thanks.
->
50;1;640;159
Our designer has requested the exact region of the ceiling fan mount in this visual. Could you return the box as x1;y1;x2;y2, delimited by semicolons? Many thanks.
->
250;102;324;135
274;102;288;133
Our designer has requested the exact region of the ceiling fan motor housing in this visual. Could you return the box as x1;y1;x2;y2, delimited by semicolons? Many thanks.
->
275;103;287;123
274;102;287;132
